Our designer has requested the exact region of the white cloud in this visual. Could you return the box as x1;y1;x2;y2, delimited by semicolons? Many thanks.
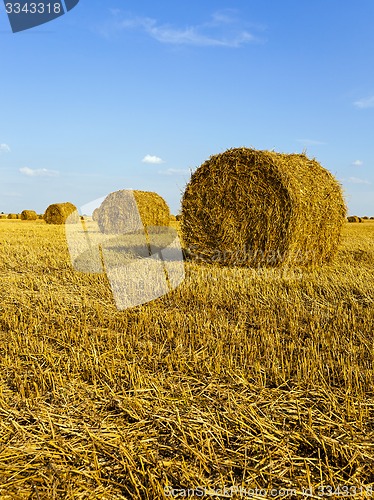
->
210;10;238;25
0;143;11;153
109;11;258;48
146;24;254;48
19;167;59;177
158;168;190;176
353;96;374;109
352;160;363;167
347;177;371;185
296;138;326;146
142;154;165;164
0;191;22;198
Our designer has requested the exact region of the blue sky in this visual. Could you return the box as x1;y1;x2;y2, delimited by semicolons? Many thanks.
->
0;0;373;216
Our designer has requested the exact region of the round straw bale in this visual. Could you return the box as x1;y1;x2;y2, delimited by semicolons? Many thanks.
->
370;217;374;220
358;217;363;223
92;208;99;221
347;216;360;223
181;147;346;268
0;214;7;219
21;210;38;220
362;216;369;220
7;213;18;219
44;202;79;224
97;190;170;234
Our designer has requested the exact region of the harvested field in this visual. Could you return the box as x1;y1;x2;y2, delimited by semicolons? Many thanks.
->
0;219;373;498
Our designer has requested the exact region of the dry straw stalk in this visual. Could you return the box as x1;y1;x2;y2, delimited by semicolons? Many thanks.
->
97;189;170;234
182;147;347;268
44;202;79;225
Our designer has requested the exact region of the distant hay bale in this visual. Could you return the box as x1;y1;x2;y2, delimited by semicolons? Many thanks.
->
92;208;99;221
362;216;369;220
176;214;182;221
0;214;7;219
44;202;79;225
182;147;346;268
21;210;38;220
347;216;360;223
97;190;170;234
38;214;44;219
358;217;363;223
370;217;374;220
7;213;18;219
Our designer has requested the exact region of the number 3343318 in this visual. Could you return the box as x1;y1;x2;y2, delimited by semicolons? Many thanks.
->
5;3;62;14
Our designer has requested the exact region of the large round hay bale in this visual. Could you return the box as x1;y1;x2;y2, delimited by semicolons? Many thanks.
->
181;147;346;268
362;216;369;220
21;210;38;220
347;216;360;223
7;213;18;219
97;190;170;234
0;214;7;220
44;202;79;224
